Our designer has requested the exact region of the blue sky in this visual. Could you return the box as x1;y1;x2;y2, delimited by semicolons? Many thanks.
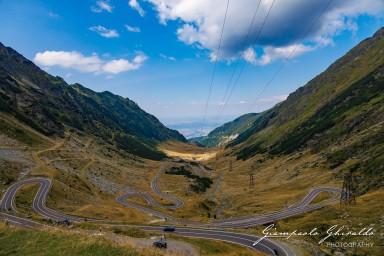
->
0;0;383;126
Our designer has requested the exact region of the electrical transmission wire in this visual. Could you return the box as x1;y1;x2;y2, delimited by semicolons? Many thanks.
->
214;0;262;125
200;0;230;136
215;0;276;124
246;0;334;113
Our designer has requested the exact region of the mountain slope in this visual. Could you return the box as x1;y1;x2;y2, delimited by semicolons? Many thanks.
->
197;113;260;147
0;42;186;160
225;28;384;192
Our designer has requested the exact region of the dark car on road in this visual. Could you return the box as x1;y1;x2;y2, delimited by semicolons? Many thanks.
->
163;225;175;232
153;241;167;248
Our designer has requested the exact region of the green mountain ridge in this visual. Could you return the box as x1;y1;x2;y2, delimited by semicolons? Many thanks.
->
0;42;186;160
206;27;384;192
197;113;260;147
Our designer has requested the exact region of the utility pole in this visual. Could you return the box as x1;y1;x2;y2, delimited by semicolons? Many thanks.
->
229;160;233;172
249;173;254;189
340;173;357;205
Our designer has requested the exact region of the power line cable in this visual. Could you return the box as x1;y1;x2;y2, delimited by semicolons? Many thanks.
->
200;0;230;136
216;0;276;124
246;0;334;113
214;0;262;124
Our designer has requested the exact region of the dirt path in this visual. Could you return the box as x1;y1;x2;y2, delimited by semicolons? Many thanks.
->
30;135;71;177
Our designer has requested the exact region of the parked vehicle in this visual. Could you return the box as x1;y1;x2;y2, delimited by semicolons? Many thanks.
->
163;225;175;232
153;241;167;248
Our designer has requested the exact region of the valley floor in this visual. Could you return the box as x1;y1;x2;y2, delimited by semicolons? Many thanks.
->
0;116;382;255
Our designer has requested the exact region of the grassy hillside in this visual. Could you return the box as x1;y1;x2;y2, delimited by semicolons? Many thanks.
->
198;113;260;147
0;223;192;256
0;43;186;160
225;27;384;191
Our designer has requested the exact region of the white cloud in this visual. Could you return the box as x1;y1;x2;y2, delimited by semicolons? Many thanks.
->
133;53;148;64
160;53;176;61
34;51;102;72
238;100;247;104
33;51;147;74
145;0;384;64
257;44;314;65
103;53;147;74
125;25;141;32
242;47;257;64
91;1;113;13
89;25;119;38
129;0;145;17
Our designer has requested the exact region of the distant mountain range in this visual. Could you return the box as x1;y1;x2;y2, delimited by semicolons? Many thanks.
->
0;42;186;160
198;27;384;192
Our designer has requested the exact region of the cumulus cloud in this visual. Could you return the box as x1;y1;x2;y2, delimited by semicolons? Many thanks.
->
242;47;257;64
129;0;145;17
145;0;384;63
103;54;147;74
125;25;141;32
89;25;119;38
257;44;314;65
91;1;113;13
34;51;147;74
34;51;102;73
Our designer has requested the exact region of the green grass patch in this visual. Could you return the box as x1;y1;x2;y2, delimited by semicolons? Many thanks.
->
169;235;255;256
112;227;155;238
0;118;44;146
0;224;156;256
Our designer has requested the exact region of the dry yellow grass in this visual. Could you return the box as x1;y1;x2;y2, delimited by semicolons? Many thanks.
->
0;222;194;256
272;189;384;256
8;130;344;226
201;149;341;218
159;141;218;161
2;124;359;255
4;132;166;224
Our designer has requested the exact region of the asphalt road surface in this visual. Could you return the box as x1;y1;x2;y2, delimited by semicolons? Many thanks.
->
136;225;294;256
150;162;184;208
0;169;342;255
0;178;91;222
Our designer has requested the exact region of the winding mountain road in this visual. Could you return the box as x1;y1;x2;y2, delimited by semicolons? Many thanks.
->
0;163;342;255
150;162;184;209
116;163;342;229
116;192;173;220
0;178;94;222
116;162;184;220
135;225;294;256
211;187;342;229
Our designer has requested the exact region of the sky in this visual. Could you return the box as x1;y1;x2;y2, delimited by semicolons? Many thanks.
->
0;0;383;127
